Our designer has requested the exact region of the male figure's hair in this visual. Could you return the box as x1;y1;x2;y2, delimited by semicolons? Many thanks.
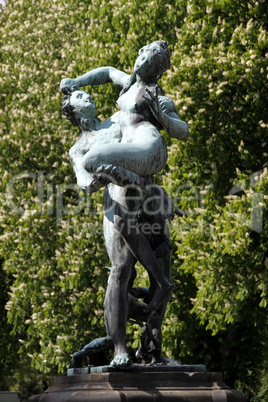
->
62;95;79;127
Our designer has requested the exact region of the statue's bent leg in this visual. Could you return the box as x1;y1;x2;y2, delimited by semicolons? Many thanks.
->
71;336;113;368
134;249;172;364
82;136;167;176
113;208;174;312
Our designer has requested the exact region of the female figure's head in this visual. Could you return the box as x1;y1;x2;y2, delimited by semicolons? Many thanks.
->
62;86;97;131
120;40;170;96
134;40;170;80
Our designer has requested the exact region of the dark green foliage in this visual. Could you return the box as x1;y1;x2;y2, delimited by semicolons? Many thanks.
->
0;0;267;400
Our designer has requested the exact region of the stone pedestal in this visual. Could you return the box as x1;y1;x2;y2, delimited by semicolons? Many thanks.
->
28;364;247;401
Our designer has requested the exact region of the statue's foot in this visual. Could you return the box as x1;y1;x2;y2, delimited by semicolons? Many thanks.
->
135;347;151;364
150;353;181;365
144;280;174;313
110;352;133;369
159;357;181;365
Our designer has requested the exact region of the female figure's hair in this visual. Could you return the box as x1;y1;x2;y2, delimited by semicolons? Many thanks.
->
119;40;170;97
153;40;170;74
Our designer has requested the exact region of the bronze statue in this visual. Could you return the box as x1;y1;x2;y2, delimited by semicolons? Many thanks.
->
61;40;189;369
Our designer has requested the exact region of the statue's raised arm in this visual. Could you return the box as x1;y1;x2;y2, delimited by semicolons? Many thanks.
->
60;66;129;91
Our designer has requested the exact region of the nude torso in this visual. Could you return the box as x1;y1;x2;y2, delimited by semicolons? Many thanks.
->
117;82;164;144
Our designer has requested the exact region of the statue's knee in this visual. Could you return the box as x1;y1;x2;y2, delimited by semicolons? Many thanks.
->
114;215;125;234
110;264;130;285
82;154;100;173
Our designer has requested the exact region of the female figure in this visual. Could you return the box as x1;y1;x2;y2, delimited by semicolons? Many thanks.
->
61;41;188;177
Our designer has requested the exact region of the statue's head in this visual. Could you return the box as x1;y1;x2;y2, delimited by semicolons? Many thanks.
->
62;86;96;130
134;40;170;80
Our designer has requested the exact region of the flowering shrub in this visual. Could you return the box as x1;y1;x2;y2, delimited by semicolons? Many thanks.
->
0;0;267;399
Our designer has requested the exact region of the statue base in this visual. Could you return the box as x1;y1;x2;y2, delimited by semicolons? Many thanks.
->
28;364;247;401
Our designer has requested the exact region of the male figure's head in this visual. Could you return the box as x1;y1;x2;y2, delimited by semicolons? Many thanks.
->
62;86;96;131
